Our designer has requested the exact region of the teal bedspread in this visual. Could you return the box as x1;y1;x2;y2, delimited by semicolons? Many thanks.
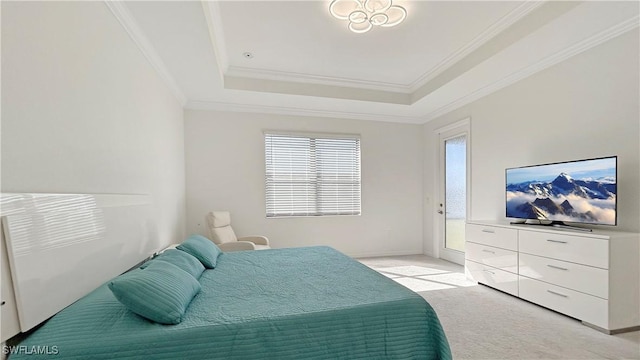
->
11;246;451;359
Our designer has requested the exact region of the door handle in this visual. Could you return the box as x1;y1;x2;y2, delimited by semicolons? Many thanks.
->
547;264;568;271
437;210;443;214
547;290;568;298
547;239;567;244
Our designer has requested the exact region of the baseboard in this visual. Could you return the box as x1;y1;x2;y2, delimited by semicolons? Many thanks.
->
582;321;640;335
350;249;424;259
422;249;436;258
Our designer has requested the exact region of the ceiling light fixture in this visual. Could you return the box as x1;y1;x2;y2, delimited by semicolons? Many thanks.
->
329;0;406;34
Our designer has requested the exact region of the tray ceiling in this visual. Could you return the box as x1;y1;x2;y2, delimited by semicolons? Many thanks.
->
119;1;639;123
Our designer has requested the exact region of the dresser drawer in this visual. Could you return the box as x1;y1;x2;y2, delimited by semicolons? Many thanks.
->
466;242;518;273
466;224;517;251
519;276;608;329
519;253;608;299
466;260;518;296
519;230;608;269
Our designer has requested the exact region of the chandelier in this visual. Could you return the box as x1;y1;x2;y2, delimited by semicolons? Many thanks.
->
329;0;407;33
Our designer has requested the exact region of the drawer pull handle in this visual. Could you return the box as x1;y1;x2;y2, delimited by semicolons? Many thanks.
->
547;264;568;271
546;239;568;244
547;290;568;298
482;249;496;254
481;229;495;234
483;269;496;275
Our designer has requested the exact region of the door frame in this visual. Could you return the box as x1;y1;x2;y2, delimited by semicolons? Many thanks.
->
435;118;471;265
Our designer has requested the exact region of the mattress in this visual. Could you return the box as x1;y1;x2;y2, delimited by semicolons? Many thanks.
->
10;246;451;359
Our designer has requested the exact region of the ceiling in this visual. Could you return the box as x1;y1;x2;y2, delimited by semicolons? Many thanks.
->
114;1;639;124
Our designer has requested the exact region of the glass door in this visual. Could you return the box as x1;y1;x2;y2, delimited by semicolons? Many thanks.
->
438;121;469;265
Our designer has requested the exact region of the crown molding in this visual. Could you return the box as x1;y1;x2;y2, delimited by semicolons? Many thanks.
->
409;1;545;92
185;14;639;125
104;1;187;106
201;0;228;81
211;1;544;95
104;1;637;126
185;100;424;124
203;1;409;93
422;15;640;122
223;75;411;104
225;66;411;93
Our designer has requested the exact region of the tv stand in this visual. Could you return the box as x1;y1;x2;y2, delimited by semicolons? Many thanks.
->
510;220;593;232
465;220;640;334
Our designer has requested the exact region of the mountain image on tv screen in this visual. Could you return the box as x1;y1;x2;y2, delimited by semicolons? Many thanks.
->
506;157;616;225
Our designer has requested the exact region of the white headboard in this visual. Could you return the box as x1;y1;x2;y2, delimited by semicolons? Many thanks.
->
1;193;160;333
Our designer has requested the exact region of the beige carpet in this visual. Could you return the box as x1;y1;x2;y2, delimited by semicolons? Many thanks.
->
359;255;640;360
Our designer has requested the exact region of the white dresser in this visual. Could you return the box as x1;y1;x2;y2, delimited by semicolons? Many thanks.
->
465;220;640;334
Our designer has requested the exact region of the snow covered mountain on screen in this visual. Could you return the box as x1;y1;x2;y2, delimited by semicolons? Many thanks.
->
506;169;616;225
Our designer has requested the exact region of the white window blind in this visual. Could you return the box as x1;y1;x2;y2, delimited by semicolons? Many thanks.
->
265;133;361;217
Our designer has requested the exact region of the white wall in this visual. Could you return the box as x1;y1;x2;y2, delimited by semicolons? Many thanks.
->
185;110;423;257
1;2;186;247
423;29;640;254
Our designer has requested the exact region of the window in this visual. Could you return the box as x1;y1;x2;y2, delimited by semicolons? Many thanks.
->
265;133;361;217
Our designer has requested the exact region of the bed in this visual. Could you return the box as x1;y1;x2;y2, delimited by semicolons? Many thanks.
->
10;246;451;359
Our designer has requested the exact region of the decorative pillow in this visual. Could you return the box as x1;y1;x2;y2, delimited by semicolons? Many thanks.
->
108;261;201;324
141;249;205;279
176;235;222;269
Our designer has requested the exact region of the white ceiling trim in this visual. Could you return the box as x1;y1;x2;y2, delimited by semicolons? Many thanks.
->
422;15;640;122
186;14;638;125
209;1;544;95
185;100;424;124
225;66;411;93
201;0;228;80
109;1;638;126
205;1;410;94
104;1;187;106
408;1;544;92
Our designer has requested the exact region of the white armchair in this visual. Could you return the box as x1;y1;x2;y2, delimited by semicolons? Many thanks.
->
205;211;270;252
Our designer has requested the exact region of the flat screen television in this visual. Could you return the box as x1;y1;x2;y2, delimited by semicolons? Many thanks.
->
506;156;617;228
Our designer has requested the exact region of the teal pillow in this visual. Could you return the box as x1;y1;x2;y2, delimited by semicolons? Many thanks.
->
142;249;205;279
176;235;222;269
108;261;201;324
